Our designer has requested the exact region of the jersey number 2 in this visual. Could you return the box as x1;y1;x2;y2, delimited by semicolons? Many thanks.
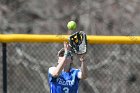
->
63;87;69;93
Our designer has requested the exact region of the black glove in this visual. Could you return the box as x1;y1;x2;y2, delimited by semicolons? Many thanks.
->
69;31;87;54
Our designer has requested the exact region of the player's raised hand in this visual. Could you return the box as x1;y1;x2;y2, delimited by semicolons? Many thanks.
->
64;42;71;52
78;54;86;62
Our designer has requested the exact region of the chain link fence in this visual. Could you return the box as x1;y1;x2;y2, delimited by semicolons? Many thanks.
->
0;43;140;93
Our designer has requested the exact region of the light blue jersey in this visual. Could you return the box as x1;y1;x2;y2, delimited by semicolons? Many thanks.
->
48;68;80;93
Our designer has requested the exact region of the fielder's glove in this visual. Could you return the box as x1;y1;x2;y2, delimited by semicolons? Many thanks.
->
69;31;87;54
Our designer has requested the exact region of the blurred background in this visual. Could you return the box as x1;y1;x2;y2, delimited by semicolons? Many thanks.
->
0;0;140;93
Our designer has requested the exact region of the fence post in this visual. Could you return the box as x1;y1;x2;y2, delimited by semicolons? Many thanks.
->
2;43;7;93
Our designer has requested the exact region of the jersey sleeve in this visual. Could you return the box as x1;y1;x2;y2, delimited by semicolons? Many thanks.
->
75;69;80;80
48;67;57;82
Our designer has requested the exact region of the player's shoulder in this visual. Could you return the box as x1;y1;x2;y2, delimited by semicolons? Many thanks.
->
48;67;56;73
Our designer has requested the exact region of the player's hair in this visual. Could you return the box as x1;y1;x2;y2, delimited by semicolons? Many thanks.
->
57;48;73;59
57;48;77;68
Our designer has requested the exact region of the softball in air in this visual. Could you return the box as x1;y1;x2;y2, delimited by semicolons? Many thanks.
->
67;21;77;30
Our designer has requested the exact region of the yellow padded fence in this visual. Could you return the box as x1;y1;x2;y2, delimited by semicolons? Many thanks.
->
0;34;140;44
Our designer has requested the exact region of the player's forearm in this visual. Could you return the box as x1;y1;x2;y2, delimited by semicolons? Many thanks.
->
80;61;88;79
52;57;67;77
53;51;69;77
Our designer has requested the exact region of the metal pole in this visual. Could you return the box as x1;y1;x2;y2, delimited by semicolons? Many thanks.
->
2;43;7;93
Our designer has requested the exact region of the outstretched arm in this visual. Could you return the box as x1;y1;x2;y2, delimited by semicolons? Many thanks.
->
78;54;88;79
49;42;70;77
